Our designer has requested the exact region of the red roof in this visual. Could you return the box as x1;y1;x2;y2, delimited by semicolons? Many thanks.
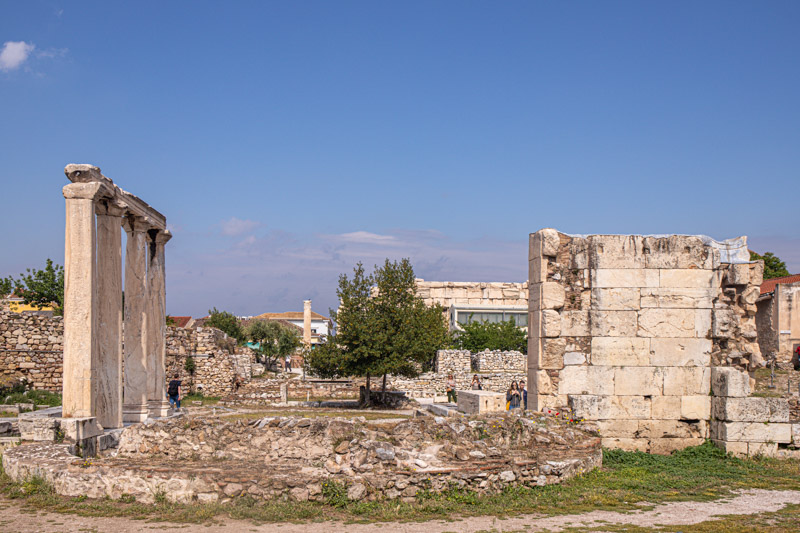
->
169;316;193;328
760;274;800;295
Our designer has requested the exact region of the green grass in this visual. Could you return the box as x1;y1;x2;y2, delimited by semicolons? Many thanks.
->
1;442;799;525
3;389;62;407
181;393;220;406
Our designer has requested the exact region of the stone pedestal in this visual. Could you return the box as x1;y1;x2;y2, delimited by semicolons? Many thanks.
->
122;216;150;423
457;390;506;414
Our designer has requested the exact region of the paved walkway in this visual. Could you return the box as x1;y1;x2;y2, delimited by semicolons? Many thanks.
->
1;488;798;532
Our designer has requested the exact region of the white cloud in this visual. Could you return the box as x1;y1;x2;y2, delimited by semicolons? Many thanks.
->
37;47;68;59
334;231;401;245
220;217;261;236
0;41;35;71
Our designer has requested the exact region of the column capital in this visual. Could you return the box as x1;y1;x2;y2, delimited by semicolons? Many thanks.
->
95;200;127;217
122;214;153;234
63;182;112;201
154;229;172;245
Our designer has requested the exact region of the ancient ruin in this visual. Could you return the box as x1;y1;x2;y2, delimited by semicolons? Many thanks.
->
61;164;171;428
527;229;795;455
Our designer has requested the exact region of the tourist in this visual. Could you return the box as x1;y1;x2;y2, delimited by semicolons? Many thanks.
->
471;375;482;390
167;372;182;411
285;355;292;372
519;380;528;410
506;381;521;410
446;374;457;403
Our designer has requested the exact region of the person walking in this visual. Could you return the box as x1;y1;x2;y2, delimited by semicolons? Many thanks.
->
519;380;528;410
167;372;182;411
446;374;457;403
284;355;292;372
506;381;521;410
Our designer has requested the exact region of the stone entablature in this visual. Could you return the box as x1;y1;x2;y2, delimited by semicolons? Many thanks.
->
527;229;781;455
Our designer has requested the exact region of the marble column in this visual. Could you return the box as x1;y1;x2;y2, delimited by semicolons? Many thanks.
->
122;216;150;423
146;229;172;417
94;202;124;429
303;300;312;346
62;182;106;419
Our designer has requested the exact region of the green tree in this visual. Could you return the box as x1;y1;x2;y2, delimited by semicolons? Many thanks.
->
245;319;301;368
305;259;449;405
750;251;790;280
204;308;245;343
0;277;12;299
3;259;65;316
452;318;527;353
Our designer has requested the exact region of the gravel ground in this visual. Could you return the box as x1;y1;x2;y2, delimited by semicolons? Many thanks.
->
0;488;798;532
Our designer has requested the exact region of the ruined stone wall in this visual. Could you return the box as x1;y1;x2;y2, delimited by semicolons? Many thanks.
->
388;349;526;398
0;312;252;397
0;312;63;391
756;294;779;361
759;282;800;363
528;229;770;455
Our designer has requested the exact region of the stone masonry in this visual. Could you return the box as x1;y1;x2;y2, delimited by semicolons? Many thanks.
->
528;229;782;455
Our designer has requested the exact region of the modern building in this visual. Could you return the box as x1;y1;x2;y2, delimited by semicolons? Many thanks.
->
414;279;529;331
0;291;56;316
756;274;800;363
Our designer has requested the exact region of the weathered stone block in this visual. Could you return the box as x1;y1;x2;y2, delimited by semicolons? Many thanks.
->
650;437;705;455
726;264;751;286
710;367;750;397
595;419;640;438
651;396;681;419
588;235;646;268
457;391;506;415
793;423;800;445
531;282;565;310
18;417;58;441
541;310;561;337
563;352;586;365
713;439;748;457
561;310;589;336
558;366;615;395
711;421;792;443
591;337;650;366
540;338;566;369
711;309;737;338
590;310;638;337
591;288;641;310
659;269;715;288
748;442;778;457
640;288;715;309
637;309;695;338
642;235;712;269
711;397;789;423
614;367;663;396
601;438;649;452
649;338;712;367
539;229;561;257
642;419;708;439
569;395;651;420
60;417;103;441
680;395;711;420
591;269;659;289
662;367;710;396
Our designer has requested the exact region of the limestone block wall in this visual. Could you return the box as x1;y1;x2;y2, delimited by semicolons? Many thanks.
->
0;312;63;391
435;349;471;374
473;350;525;372
416;280;528;325
756;282;800;363
528;229;768;454
0;312;252;397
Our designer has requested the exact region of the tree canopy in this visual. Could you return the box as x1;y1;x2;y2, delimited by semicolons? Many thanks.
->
750;251;790;280
452;318;527;353
305;258;449;400
2;259;64;315
245;319;301;367
204;308;245;343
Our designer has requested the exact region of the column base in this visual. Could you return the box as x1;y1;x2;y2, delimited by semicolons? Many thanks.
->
148;400;170;418
122;405;149;423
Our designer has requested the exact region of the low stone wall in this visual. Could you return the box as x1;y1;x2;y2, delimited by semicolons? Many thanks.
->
0;312;63;392
435;350;471;374
3;412;601;503
0;311;253;397
388;372;526;399
221;378;361;405
473;350;525;372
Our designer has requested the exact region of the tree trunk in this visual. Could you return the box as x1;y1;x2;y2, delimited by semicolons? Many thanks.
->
381;373;387;403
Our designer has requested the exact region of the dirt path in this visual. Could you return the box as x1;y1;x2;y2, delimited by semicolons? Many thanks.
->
0;489;798;532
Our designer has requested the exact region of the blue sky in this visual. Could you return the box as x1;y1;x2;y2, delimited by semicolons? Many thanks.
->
1;1;798;318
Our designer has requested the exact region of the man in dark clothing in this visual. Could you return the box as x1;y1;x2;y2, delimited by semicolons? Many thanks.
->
519;380;528;410
168;372;182;411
